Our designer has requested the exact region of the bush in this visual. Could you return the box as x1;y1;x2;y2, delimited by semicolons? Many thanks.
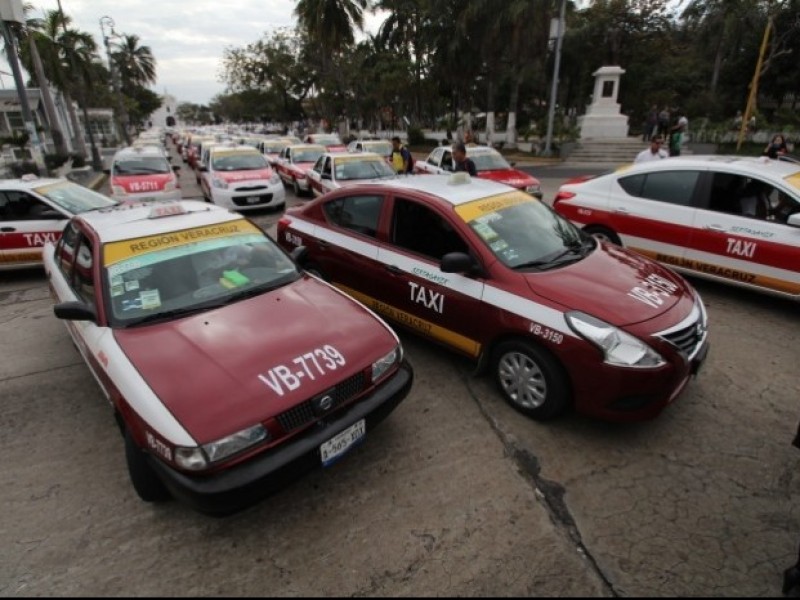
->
71;153;86;169
407;126;426;146
11;160;40;178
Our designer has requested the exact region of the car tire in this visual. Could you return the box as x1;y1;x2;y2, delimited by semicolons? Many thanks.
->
492;340;571;421
293;178;301;197
583;225;622;246
124;430;171;503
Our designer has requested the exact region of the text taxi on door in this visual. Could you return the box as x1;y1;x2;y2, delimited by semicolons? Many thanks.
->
278;173;710;423
0;175;116;270
43;199;412;514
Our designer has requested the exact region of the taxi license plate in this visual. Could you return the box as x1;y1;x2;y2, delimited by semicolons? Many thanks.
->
320;419;365;467
246;196;261;204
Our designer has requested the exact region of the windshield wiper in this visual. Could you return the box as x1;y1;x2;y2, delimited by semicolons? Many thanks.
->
124;304;212;327
513;244;585;271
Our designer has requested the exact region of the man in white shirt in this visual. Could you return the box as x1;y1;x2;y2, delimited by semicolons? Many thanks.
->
635;135;668;163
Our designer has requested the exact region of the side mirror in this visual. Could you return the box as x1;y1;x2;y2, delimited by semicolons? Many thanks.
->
787;213;800;228
290;245;308;265
441;252;477;274
172;165;181;172
53;301;97;323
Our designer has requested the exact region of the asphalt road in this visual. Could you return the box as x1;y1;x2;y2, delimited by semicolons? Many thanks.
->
2;145;799;596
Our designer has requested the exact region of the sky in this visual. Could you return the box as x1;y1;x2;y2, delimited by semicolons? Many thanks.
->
7;0;387;105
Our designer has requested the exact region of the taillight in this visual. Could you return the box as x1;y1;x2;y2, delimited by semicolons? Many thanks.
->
277;217;291;231
553;191;575;205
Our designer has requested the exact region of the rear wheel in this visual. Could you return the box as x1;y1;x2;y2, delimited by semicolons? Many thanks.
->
583;225;621;246
124;430;171;503
492;340;571;421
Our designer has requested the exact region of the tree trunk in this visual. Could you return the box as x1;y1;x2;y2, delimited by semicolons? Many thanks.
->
29;36;67;155
505;75;521;150
486;77;495;146
710;38;724;92
63;89;88;158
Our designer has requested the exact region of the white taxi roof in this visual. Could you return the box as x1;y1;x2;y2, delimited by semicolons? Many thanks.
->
330;151;384;161
616;154;800;181
364;174;520;206
78;200;244;244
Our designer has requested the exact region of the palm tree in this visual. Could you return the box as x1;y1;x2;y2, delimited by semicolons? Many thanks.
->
111;33;156;89
294;0;369;53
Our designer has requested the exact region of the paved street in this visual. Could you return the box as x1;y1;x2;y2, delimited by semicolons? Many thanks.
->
2;145;799;596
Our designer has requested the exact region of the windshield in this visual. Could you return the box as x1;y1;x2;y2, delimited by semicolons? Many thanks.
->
334;157;395;181
264;143;287;153
114;156;170;175
103;219;299;326
469;150;511;171
312;135;342;146
34;181;117;214
455;191;589;270
365;142;392;156
212;152;267;171
294;149;325;163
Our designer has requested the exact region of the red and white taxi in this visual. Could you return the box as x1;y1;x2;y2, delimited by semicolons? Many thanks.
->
305;133;347;153
199;145;285;212
278;174;709;423
43;200;412;514
0;176;116;269
347;139;393;162
274;144;326;197
108;145;181;202
553;156;800;300
415;144;542;199
307;152;397;197
257;138;292;167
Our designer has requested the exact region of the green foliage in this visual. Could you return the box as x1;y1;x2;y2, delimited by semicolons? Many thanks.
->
44;152;88;171
0;132;30;148
407;126;426;146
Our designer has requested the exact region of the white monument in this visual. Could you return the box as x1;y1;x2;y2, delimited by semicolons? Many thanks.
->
578;66;629;139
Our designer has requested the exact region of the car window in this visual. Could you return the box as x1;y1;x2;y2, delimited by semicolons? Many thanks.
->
335;158;395;181
312;156;324;174
73;235;96;307
0;191;60;221
56;221;79;275
33;181;116;214
323;195;384;237
322;157;332;177
391;198;470;261
619;170;699;206
113;155;171;175
429;148;443;166
441;151;454;172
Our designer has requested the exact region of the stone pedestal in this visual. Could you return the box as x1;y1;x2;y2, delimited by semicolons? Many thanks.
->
578;66;629;139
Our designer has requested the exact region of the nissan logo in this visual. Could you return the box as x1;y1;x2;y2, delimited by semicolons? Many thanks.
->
317;395;334;412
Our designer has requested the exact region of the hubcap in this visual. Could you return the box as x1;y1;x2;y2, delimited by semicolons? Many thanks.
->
497;351;547;410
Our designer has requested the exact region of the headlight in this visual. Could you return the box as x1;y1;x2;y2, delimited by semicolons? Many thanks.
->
111;184;127;196
174;424;268;471
372;345;401;382
566;311;665;368
212;177;228;189
270;173;281;185
525;184;541;195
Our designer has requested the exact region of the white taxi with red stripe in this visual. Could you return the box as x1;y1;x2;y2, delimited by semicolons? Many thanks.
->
553;156;800;300
108;145;181;202
43;200;412;514
277;174;709;423
307;151;397;197
0;176;116;270
199;145;285;212
274;144;326;197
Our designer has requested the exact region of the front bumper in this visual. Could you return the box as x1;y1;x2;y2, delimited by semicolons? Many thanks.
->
148;360;413;515
209;180;286;211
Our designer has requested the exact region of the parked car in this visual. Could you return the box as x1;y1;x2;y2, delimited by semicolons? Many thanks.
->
107;145;181;202
274;144;326;197
347;140;393;162
277;174;709;423
305;134;347;153
553;155;800;300
0;175;116;270
43;199;413;514
307;152;397;197
414;144;542;199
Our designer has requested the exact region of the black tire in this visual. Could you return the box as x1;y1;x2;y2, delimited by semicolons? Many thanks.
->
491;340;571;421
124;430;171;503
583;225;622;246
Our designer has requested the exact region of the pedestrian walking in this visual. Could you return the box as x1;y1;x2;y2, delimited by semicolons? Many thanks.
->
452;142;477;176
643;105;658;142
657;106;671;138
668;113;686;157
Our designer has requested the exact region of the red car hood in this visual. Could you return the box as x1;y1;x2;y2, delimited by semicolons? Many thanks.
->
113;276;397;443
112;173;173;193
478;169;538;188
216;168;273;183
524;242;694;326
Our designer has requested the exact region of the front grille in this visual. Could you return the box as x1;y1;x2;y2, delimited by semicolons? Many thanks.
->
660;320;703;356
276;371;366;433
234;185;268;192
232;193;273;206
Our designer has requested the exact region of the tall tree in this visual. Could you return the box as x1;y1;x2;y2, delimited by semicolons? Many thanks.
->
112;34;156;88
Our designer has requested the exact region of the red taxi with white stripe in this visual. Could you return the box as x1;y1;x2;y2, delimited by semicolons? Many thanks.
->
274;144;326;197
307;151;397;197
108;145;181;202
278;173;709;422
553;156;800;300
43;200;412;514
0;176;116;270
415;144;543;199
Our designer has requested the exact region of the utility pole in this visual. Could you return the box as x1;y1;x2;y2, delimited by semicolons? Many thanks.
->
543;0;567;157
0;0;46;173
737;17;772;152
100;15;130;145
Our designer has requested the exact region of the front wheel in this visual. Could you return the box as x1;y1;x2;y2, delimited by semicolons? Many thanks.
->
492;340;571;421
583;225;621;246
124;430;171;503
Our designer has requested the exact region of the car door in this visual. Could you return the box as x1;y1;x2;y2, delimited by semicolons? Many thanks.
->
416;148;443;175
0;190;69;268
319;156;335;195
307;156;325;196
374;196;486;358
276;148;290;182
686;171;800;296
609;169;700;265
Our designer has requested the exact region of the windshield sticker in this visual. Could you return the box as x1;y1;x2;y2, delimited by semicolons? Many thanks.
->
110;283;124;297
124;280;140;292
455;191;532;223
472;221;498;241
627;273;679;308
220;270;250;288
139;289;161;310
104;220;261;266
490;239;509;252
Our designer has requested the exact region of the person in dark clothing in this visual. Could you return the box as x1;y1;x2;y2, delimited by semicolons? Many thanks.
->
764;134;789;159
452;142;477;176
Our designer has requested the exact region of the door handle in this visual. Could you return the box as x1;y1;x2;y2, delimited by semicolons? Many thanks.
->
317;240;329;249
703;224;726;232
613;207;629;214
386;265;404;276
0;226;15;232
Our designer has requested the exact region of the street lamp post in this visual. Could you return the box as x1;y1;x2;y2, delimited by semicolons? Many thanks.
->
99;15;130;146
543;0;567;157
